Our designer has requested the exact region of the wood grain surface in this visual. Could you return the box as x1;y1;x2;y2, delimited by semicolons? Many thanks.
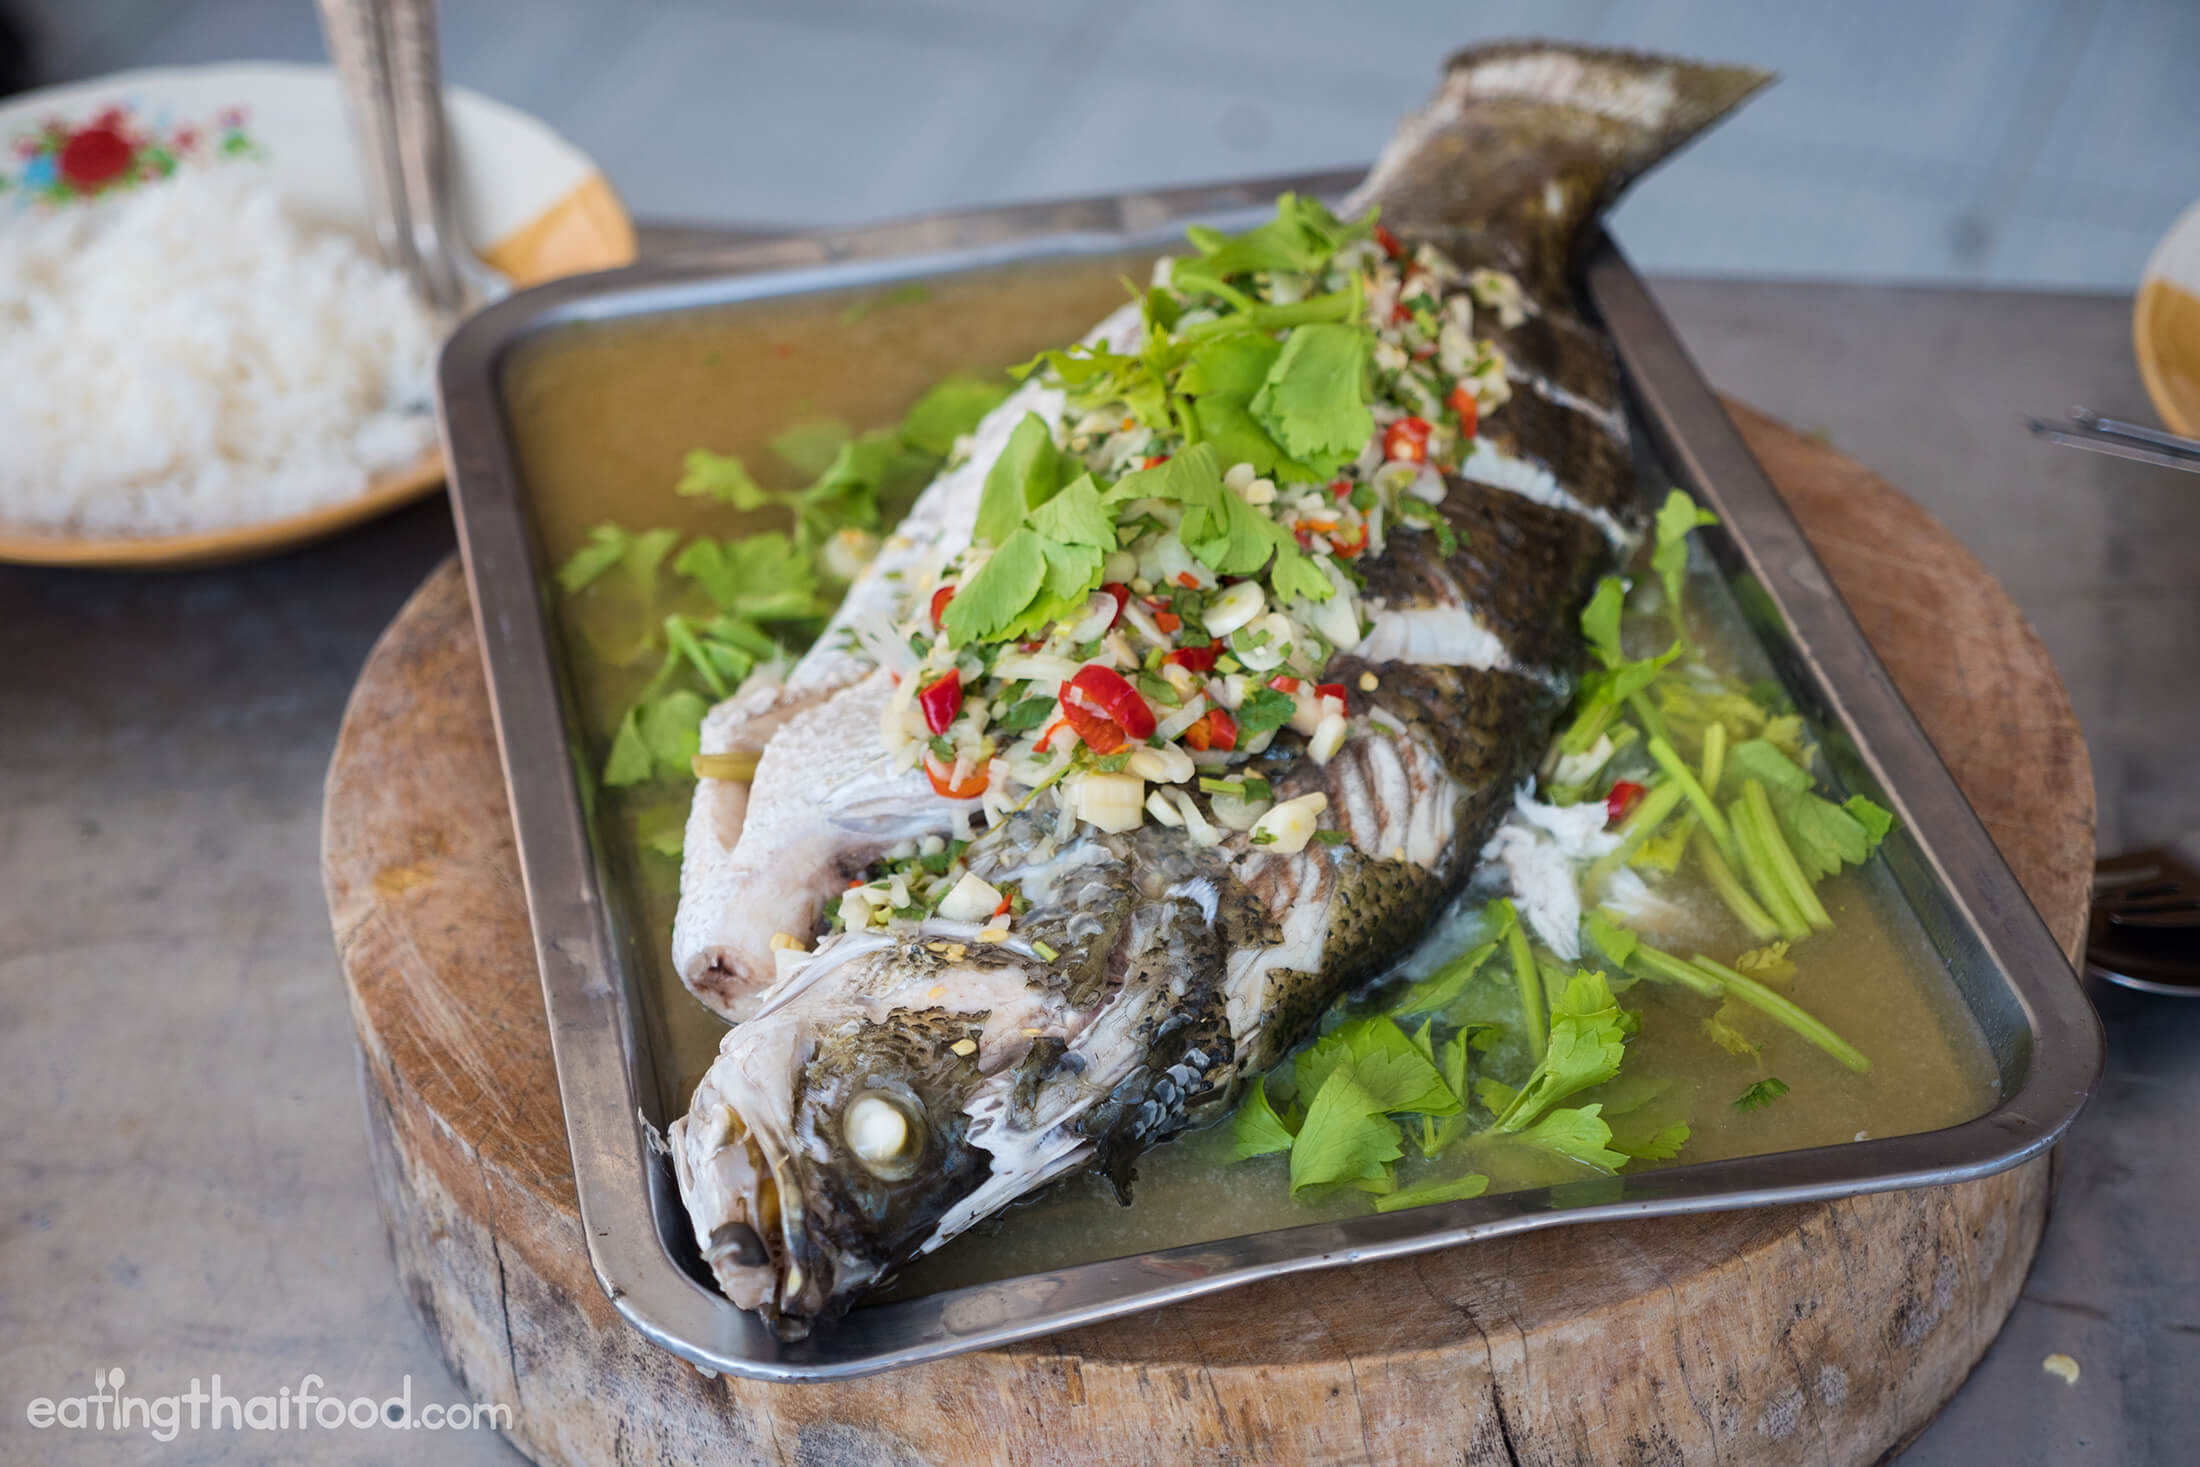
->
320;404;2093;1467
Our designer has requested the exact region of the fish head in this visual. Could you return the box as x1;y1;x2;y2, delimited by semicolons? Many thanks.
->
672;942;1053;1328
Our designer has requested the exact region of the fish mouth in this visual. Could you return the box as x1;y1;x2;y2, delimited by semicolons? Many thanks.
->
670;1020;831;1325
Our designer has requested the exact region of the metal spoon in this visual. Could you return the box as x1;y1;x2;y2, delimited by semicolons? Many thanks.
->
315;0;504;317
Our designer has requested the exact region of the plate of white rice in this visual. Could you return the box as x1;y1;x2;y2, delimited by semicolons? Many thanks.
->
0;63;633;567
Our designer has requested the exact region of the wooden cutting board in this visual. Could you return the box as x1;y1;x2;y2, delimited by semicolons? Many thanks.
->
321;402;2093;1467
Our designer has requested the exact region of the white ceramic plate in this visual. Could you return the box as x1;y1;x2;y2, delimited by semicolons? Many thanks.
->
0;61;634;568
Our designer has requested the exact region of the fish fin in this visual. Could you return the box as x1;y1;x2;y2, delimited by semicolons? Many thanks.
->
1349;41;1773;293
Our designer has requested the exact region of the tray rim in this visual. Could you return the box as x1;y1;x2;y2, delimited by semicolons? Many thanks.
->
434;168;2103;1382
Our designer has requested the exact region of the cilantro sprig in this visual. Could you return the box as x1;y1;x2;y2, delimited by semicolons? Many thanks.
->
558;371;1013;809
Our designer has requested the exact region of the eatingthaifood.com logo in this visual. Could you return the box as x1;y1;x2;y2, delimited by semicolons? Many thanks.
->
23;1369;512;1442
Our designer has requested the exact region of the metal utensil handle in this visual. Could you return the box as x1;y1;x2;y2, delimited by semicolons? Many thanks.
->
313;0;418;284
385;0;466;316
2074;408;2200;456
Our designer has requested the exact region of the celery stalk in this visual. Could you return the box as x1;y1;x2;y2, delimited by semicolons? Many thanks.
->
1693;955;1870;1073
1729;794;1811;940
1504;906;1546;1063
1648;736;1736;863
1626;944;1723;997
1743;778;1833;931
1586;779;1687;889
1692;827;1780;941
1701;720;1726;798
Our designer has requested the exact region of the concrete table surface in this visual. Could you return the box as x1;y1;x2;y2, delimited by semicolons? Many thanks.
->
3;271;2196;1466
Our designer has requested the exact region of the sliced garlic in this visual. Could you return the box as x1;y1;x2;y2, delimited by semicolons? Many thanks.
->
936;871;1004;923
1127;743;1195;785
1073;771;1146;833
1252;792;1330;854
1145;790;1185;827
1205;581;1266;637
1309;712;1349;765
1167;788;1226;848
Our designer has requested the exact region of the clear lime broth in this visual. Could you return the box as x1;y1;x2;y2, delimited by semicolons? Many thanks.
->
498;257;1999;1299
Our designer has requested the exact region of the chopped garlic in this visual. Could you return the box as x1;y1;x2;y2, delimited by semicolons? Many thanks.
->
976;925;1009;944
1223;460;1257;492
1358;671;1379;692
1309;711;1348;765
1251;792;1329;854
769;931;807;952
1167;788;1226;847
1205;580;1265;636
1073;771;1146;833
949;1038;978;1058
1128;743;1195;784
936;871;1004;923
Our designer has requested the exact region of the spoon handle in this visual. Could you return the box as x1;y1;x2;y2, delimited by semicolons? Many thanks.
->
313;0;419;286
384;0;469;317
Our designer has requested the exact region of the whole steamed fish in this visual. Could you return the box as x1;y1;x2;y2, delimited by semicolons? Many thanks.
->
667;41;1768;1329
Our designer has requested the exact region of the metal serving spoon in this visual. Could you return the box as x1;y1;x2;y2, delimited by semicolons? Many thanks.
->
315;0;504;317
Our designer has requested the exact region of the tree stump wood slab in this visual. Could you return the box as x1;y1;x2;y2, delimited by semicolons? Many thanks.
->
322;402;2094;1467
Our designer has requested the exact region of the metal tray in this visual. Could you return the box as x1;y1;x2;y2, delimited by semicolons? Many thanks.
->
436;169;2103;1381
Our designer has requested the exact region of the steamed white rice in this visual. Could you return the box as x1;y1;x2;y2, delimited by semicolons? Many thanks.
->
0;167;441;537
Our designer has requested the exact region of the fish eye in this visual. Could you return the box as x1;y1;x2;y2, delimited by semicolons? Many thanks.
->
842;1093;924;1180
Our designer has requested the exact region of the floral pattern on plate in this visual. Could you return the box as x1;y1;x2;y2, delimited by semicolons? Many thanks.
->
3;103;261;204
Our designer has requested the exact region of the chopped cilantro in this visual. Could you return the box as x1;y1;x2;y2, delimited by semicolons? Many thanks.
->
1733;1077;1791;1112
1651;489;1717;638
1248;322;1374;475
768;417;853;478
996;695;1056;733
1232;687;1298;735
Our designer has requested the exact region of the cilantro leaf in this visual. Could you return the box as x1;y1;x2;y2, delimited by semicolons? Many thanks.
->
1581;576;1627;668
557;525;632;594
1024;475;1113;549
1185;394;1290;477
996;695;1056;732
974;413;1063;545
1371;1171;1490;1214
1651;489;1717;632
1172;193;1362;297
1609;1118;1691;1162
639;690;707;774
940;530;1049;645
1701;1001;1761;1057
898;374;1012;457
1583;911;1639;970
1288;1070;1404;1193
1506;1104;1629;1172
1230;1078;1298;1158
768;418;852;478
1734;1077;1791;1112
1178;333;1282;400
673;532;824;621
1393;940;1500;1015
1768;787;1874;881
1232;687;1298;735
602;706;653;787
1488;971;1628;1133
1249;322;1373;474
1292;1015;1461;1119
675;449;770;508
557;524;680;596
1726;738;1813;793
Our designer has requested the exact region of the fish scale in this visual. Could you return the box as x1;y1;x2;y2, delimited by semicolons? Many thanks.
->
666;40;1770;1331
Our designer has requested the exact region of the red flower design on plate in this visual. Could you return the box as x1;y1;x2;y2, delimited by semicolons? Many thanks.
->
57;122;135;188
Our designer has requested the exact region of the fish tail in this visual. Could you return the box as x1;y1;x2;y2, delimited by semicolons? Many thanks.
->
1349;41;1772;292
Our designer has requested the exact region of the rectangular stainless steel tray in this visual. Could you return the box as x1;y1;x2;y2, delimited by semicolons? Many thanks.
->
436;170;2103;1381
